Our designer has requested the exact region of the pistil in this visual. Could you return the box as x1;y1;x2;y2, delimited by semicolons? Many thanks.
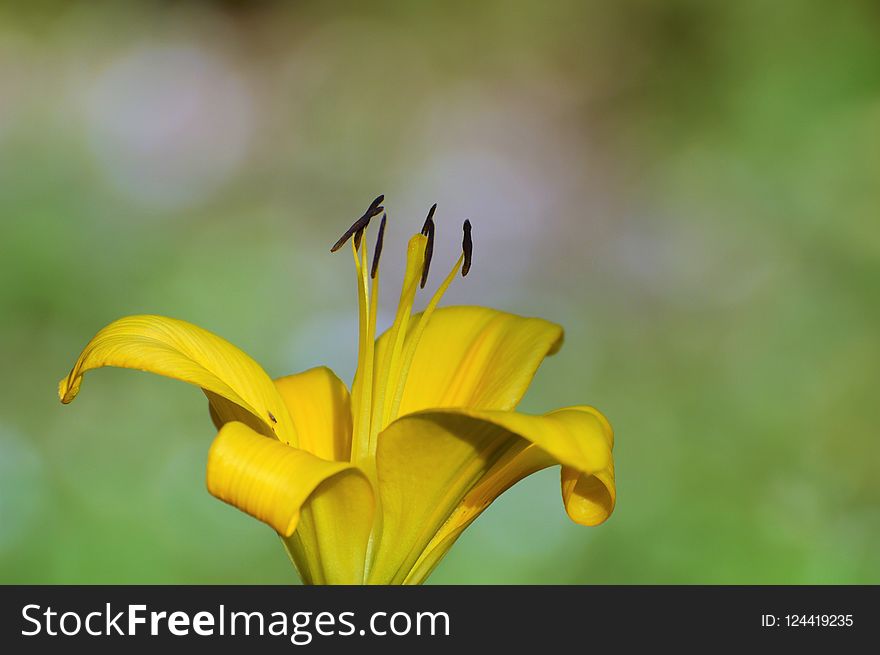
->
371;232;428;444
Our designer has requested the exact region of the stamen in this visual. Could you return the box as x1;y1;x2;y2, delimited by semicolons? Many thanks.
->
370;214;387;279
462;219;473;277
386;220;473;422
330;195;384;253
420;204;436;289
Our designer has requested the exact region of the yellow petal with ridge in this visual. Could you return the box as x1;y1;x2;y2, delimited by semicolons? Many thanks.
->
370;405;614;584
374;306;563;422
273;367;353;462
58;314;297;445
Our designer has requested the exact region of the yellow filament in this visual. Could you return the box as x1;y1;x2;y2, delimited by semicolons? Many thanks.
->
362;253;380;456
370;233;428;445
347;226;462;459
350;237;374;462
387;254;465;422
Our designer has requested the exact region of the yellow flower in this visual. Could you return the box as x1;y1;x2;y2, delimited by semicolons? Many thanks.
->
58;197;615;585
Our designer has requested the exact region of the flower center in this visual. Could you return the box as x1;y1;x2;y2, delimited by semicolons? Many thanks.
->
330;196;473;465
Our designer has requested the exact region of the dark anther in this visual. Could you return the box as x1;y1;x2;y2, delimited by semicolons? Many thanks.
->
420;205;436;289
422;203;437;236
462;220;473;277
268;411;278;424
330;195;385;253
371;213;387;279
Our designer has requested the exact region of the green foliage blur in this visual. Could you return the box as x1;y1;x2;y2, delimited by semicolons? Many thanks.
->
1;0;878;584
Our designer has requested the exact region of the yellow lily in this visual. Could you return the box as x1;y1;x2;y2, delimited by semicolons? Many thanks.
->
58;197;615;585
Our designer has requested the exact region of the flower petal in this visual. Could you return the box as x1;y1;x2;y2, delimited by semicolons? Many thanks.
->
207;421;374;584
560;406;616;527
58;315;297;445
273;367;353;462
403;444;549;585
369;406;614;584
375;306;564;420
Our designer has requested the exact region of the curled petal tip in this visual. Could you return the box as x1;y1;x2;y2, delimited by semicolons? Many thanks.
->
58;376;79;404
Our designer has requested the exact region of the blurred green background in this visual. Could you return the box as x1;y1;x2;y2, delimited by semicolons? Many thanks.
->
1;0;878;584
